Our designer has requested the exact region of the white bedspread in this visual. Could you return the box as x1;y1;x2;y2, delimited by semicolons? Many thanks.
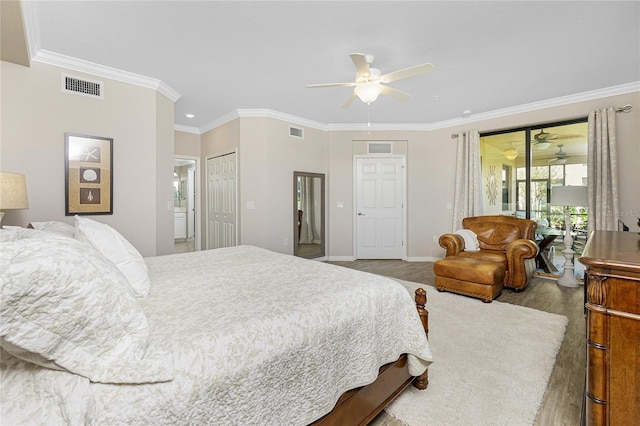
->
1;246;432;425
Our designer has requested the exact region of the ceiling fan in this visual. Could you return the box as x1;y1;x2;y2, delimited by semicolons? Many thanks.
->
548;144;569;163
306;53;434;108
533;129;583;150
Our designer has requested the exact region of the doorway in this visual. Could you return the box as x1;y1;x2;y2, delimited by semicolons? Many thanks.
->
354;156;406;259
174;156;201;253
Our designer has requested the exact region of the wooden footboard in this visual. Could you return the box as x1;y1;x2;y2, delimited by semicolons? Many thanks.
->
310;288;429;425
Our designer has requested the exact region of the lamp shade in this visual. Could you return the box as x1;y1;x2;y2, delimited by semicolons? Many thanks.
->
551;185;587;207
354;82;383;104
0;172;29;210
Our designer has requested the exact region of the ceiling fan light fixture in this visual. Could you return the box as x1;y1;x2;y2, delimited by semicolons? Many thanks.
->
354;82;383;104
504;149;518;160
535;141;551;150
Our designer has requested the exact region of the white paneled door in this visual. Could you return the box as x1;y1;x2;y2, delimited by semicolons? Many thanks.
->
207;152;237;249
355;157;405;259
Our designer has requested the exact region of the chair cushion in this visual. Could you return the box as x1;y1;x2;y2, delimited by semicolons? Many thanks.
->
458;250;507;269
467;222;520;251
434;257;505;286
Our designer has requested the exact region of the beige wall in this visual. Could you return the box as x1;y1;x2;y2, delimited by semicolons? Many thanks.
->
6;63;634;262
261;119;327;254
0;60;175;256
324;92;639;261
191;91;638;261
199;117;328;254
175;130;201;157
155;92;176;255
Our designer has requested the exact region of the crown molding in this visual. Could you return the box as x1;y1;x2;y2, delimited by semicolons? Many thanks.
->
326;122;432;131
236;109;328;131
174;124;200;134
198;109;329;135
425;81;640;131
22;4;181;101
21;2;637;135
31;50;182;102
19;0;39;59
198;110;242;134
195;81;638;134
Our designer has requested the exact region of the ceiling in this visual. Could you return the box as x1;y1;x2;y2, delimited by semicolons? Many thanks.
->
20;1;640;131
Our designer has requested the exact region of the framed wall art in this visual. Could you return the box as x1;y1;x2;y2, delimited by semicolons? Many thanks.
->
65;133;113;215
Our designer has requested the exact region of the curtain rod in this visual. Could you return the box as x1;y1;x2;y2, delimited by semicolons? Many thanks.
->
449;104;633;138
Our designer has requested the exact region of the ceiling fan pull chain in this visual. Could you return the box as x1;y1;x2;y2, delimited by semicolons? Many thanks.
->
367;104;371;135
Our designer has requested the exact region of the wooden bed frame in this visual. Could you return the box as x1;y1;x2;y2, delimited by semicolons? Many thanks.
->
311;288;430;425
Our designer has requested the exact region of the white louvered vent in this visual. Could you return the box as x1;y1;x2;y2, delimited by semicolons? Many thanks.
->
62;74;104;99
368;142;393;154
289;126;304;138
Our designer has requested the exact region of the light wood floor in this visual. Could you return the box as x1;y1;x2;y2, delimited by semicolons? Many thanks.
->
174;239;195;254
327;259;585;426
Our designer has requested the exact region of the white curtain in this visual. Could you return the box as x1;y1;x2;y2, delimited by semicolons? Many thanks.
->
452;130;483;231
587;107;619;234
299;177;315;244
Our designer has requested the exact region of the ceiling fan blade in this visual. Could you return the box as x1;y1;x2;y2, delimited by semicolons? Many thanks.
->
350;53;371;77
306;82;356;88
553;134;584;140
381;85;411;102
380;63;434;83
341;93;358;109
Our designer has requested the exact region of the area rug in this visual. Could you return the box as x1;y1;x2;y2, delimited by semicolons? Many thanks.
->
386;280;568;426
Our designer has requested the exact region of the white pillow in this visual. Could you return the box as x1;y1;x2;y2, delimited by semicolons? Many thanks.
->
454;228;481;252
29;221;75;238
0;227;32;242
0;231;173;384
74;216;150;298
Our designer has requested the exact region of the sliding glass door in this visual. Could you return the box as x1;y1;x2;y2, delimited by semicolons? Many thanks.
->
480;119;588;228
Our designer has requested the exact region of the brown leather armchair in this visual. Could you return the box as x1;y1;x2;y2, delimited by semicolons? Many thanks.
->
439;215;539;291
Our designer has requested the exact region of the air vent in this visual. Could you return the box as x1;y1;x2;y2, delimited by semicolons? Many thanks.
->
62;73;104;99
368;142;392;154
289;126;304;139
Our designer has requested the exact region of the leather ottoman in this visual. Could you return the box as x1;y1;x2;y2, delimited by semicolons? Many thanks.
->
434;257;505;303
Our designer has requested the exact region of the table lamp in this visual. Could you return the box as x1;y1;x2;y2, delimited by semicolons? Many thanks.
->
0;172;29;227
551;185;587;287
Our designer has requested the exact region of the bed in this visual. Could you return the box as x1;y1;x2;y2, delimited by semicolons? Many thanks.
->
0;219;433;425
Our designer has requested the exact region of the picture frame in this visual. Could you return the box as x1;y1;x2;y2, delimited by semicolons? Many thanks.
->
65;133;113;215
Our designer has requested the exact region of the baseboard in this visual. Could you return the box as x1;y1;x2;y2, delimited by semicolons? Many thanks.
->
328;256;355;262
406;256;441;262
328;256;440;262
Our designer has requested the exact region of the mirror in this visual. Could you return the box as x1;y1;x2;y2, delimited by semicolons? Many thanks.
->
293;171;325;259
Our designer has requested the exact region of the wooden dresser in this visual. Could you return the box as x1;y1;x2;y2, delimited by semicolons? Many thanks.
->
580;231;640;426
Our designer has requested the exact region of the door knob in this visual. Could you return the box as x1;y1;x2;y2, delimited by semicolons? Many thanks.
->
358;212;365;216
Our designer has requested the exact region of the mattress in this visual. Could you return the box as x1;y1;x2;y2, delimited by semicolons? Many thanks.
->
1;245;433;425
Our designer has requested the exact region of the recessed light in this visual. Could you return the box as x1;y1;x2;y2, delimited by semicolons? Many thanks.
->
185;113;195;118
